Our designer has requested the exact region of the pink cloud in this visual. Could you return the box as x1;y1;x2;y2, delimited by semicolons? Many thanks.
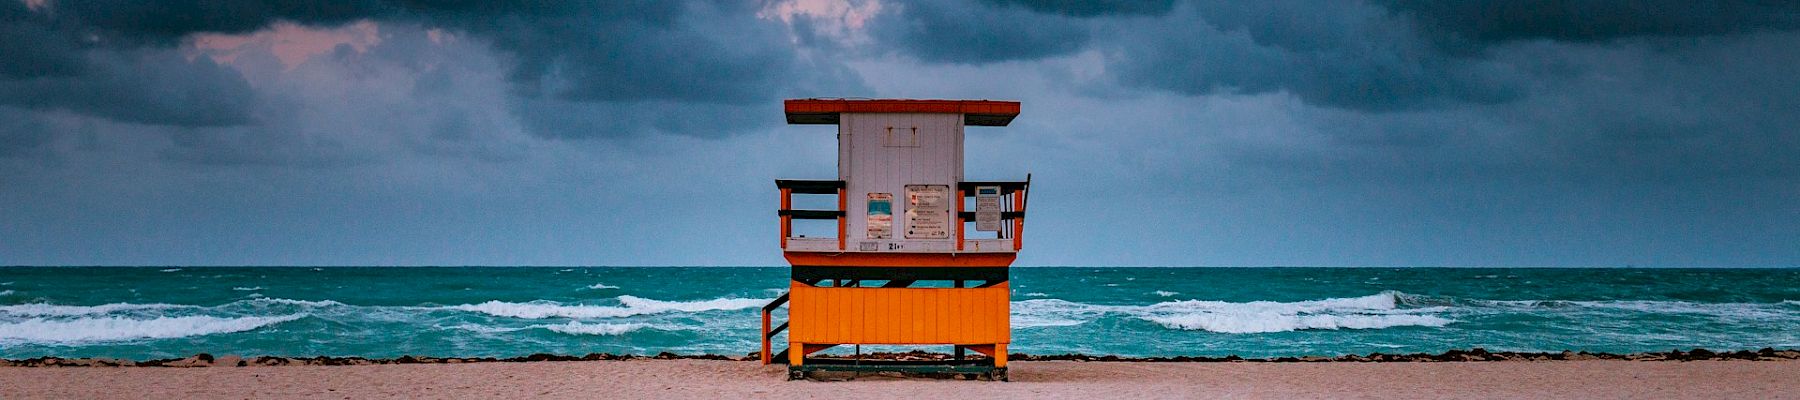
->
760;0;883;45
187;20;383;70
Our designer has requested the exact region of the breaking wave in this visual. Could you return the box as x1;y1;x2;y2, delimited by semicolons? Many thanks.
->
0;315;304;344
1470;298;1799;320
447;322;653;336
0;298;344;318
249;298;345;308
447;296;767;319
1012;291;1454;334
585;283;621;290
544;322;651;336
1144;313;1451;334
0;302;195;317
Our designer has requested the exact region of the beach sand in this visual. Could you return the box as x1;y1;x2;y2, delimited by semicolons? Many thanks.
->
3;360;1796;399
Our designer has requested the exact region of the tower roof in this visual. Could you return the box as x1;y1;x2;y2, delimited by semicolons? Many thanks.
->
784;98;1020;126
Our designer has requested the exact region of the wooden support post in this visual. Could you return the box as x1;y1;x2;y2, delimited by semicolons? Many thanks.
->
994;344;1007;368
789;342;805;366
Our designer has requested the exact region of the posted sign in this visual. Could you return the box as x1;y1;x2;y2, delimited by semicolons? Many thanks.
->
904;185;950;239
975;185;1002;232
867;193;892;239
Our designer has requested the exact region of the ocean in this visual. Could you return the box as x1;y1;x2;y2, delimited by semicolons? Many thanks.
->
2;267;1797;360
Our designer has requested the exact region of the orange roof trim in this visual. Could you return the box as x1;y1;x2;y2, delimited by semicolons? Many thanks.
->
785;98;1021;126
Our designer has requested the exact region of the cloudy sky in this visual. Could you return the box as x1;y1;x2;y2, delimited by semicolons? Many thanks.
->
2;0;1797;267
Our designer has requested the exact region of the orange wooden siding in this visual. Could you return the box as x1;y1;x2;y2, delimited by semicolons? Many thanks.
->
788;282;1010;345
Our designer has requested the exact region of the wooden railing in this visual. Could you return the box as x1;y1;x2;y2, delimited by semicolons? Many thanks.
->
760;292;792;365
775;180;846;251
956;175;1030;251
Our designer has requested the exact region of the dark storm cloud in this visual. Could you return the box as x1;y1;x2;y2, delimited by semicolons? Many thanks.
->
1106;1;1525;111
0;0;859;142
0;3;84;79
0;1;260;130
867;0;1098;63
977;0;1175;17
428;1;820;105
0;50;258;127
866;0;1800;111
860;0;1173;66
1381;0;1800;44
863;0;1519;109
51;1;382;43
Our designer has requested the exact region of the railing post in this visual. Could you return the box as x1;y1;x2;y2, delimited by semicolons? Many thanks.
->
955;189;965;251
761;307;773;364
837;187;846;251
1012;189;1024;251
780;188;792;249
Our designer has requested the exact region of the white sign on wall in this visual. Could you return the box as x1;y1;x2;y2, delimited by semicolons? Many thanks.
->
904;185;950;239
975;185;1002;232
867;193;892;239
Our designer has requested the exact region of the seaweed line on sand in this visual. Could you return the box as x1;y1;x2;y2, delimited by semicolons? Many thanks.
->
5;348;1800;367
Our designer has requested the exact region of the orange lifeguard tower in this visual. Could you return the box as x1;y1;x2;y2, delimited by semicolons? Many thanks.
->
761;98;1028;381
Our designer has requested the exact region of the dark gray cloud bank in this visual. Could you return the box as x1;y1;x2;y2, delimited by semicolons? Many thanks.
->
1;0;1796;266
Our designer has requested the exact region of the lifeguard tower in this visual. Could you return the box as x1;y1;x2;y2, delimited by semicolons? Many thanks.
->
761;99;1029;381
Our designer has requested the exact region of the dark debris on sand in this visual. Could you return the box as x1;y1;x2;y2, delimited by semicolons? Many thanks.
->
5;348;1798;367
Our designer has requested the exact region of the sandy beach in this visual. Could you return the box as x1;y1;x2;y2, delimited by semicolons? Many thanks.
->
4;360;1796;399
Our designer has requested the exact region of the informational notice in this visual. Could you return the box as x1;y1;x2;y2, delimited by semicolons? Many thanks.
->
904;184;950;239
866;193;893;239
975;185;1002;232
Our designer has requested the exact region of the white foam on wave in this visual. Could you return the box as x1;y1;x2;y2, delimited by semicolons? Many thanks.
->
160;268;182;272
584;283;620;290
447;323;528;334
448;296;767;319
1144;313;1452;334
544;321;651;336
232;286;263;291
1010;291;1453;334
0;314;303;344
0;302;195;317
1012;315;1088;328
1154;290;1179;297
447;322;654;336
0;298;346;318
0;290;14;296
1011;299;1118;329
1475;298;1797;319
1140;291;1401;315
248;298;344;307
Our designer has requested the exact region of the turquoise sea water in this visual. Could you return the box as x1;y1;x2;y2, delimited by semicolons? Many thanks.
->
2;267;1798;360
